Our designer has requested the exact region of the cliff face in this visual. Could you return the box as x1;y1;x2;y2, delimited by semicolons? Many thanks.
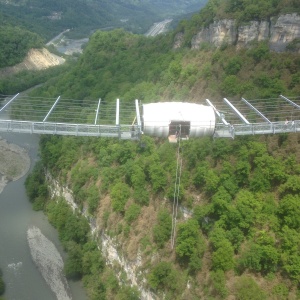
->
177;13;300;52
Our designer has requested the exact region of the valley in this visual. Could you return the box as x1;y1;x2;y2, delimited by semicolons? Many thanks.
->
0;0;300;299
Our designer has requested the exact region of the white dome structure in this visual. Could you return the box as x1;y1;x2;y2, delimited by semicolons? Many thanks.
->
142;102;216;138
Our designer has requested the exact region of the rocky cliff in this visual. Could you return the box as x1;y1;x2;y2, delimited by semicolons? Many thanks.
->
175;13;300;52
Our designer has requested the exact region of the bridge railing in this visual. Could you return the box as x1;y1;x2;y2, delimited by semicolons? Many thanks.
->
215;120;300;138
0;120;141;140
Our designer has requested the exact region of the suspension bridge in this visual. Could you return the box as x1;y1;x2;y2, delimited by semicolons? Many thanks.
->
0;93;299;140
2;92;299;249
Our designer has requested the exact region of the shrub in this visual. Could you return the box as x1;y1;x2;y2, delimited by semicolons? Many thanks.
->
210;270;228;299
148;262;182;292
176;219;205;271
212;240;235;271
234;275;267;300
125;203;141;223
111;182;131;213
153;209;172;248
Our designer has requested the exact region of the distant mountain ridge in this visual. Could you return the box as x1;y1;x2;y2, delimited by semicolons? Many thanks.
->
0;0;207;39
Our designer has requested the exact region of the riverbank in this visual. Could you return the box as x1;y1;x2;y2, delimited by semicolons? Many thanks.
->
0;137;30;193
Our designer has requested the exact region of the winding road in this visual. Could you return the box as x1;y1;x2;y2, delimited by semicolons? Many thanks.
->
145;19;172;37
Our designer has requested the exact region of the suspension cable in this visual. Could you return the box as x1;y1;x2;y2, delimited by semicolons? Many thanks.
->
171;125;183;249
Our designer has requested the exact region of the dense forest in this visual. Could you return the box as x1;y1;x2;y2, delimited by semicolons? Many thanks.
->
3;0;299;298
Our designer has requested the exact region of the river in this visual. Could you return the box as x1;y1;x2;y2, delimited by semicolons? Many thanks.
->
0;132;87;300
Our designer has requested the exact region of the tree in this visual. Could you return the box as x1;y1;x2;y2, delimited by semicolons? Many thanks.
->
221;75;240;96
234;190;261;234
153;209;172;248
149;163;167;192
176;219;205;271
238;241;279;274
64;241;83;280
279;175;300;197
204;169;220;194
225;57;242;75
279;225;300;254
82;245;105;276
148;261;182;292
212;240;235;271
116;286;140;300
260;244;279;273
211;186;232;217
278;194;300;229
111;182;131;213
234;275;267;300
125;203;141;223
210;270;228;299
282;254;300;282
226;227;244;252
238;242;262;272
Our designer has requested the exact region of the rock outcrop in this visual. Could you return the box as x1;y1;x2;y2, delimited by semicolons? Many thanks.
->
270;14;300;51
0;48;65;77
175;13;300;52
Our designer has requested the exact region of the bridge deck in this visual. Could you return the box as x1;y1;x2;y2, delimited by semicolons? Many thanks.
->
0;120;140;140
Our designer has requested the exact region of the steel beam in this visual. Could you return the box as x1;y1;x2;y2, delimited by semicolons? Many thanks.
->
0;93;20;113
94;98;101;125
223;98;250;124
241;97;271;123
43;96;61;122
206;99;229;125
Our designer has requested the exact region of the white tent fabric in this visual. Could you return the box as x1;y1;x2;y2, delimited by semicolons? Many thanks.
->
142;102;216;138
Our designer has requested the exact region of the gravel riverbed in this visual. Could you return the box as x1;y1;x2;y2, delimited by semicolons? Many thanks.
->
27;226;72;300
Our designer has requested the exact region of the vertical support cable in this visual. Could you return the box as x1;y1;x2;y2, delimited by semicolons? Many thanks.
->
135;99;141;128
43;96;61;122
116;98;120;125
223;98;250;124
94;98;101;125
0;93;20;114
116;98;120;138
171;125;183;249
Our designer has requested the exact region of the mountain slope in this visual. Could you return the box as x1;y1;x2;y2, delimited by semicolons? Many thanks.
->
0;0;208;39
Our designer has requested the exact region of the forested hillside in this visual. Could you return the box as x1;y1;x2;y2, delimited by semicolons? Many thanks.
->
21;0;300;299
0;0;207;89
0;26;44;68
